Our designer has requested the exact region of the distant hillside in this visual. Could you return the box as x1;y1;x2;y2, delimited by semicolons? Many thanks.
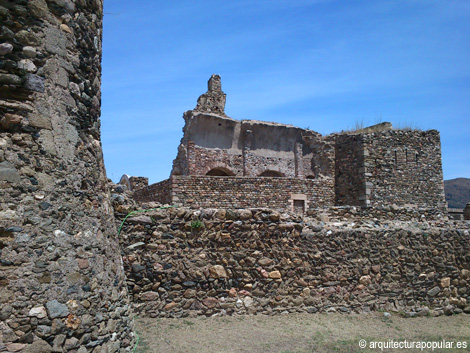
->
444;178;470;209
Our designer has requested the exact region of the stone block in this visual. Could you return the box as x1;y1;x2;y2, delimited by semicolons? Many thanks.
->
24;74;45;92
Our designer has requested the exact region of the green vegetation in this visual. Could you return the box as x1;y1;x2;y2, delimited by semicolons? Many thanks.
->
190;219;203;229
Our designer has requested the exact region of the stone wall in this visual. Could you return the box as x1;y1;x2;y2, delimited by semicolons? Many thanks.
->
308;205;447;222
333;130;447;209
133;175;335;211
335;134;365;206
128;177;148;191
118;208;470;318
133;178;171;204
0;1;133;352
362;130;446;209
171;176;334;211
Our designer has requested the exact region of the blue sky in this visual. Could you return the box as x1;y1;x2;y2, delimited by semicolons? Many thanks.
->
101;0;469;184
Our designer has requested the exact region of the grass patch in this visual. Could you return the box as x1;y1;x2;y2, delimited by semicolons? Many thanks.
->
134;331;150;353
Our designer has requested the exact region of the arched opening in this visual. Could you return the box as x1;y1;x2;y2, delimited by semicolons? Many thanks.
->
206;167;234;176
119;174;132;190
259;170;285;177
306;175;315;179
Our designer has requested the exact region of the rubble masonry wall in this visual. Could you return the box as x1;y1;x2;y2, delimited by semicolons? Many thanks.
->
118;208;470;318
0;1;134;351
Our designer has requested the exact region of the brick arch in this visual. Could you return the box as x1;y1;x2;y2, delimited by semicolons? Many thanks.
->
205;166;235;176
259;170;285;177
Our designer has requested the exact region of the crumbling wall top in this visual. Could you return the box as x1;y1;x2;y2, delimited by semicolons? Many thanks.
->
194;74;227;116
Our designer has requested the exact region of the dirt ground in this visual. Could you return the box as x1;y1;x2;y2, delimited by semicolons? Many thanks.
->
134;312;470;353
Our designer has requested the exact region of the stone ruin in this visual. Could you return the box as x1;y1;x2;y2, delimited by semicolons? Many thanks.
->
0;1;468;351
133;75;447;216
117;75;469;321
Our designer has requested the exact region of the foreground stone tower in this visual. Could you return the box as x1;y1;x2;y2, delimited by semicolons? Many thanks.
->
0;1;133;352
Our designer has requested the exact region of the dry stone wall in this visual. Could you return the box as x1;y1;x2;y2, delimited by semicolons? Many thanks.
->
117;207;470;318
309;205;447;222
0;1;134;352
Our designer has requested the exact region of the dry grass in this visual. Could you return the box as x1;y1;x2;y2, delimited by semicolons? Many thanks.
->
134;312;470;353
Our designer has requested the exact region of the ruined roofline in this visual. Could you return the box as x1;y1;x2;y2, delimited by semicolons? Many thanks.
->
190;76;439;138
185;110;322;135
186;111;437;140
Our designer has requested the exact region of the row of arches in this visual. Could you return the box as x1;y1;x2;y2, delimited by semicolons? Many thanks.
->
206;167;287;177
205;168;315;178
174;167;316;178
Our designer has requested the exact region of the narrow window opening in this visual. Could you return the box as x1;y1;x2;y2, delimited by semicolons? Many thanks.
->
293;200;305;214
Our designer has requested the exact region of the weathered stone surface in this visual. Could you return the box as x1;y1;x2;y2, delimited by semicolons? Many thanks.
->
22;46;37;58
23;74;45;92
258;257;274;266
126;242;145;250
0;161;21;183
6;343;26;352
194;74;227;116
28;306;47;319
28;0;56;23
359;275;372;286
52;0;76;14
128;215;153;224
17;59;37;72
440;277;451;288
427;286;441;297
202;297;218;309
243;296;254;308
140;292;158;301
0;4;133;345
21;339;52;353
0;42;13;55
164;302;178;310
15;30;39;45
209;265;227;278
0;73;22;85
44;27;67;56
268;271;282;279
46;300;69;319
0;113;22;130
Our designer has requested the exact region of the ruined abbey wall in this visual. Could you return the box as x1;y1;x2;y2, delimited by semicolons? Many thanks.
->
172;110;334;181
133;75;447;213
0;1;133;351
